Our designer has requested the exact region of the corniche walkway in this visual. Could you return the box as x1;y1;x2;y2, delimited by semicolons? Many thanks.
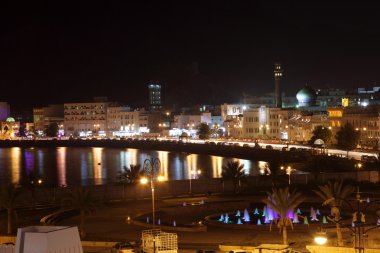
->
57;195;347;253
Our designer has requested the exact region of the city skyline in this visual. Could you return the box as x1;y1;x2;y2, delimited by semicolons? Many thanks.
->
2;2;380;110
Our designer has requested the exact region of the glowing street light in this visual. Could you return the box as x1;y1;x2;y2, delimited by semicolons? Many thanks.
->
314;231;328;245
189;169;201;195
281;166;293;185
140;158;164;226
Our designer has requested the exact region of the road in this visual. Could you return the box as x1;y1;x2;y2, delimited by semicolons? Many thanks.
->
158;137;378;161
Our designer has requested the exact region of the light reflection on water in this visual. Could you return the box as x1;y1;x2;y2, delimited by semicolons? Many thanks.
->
0;147;265;186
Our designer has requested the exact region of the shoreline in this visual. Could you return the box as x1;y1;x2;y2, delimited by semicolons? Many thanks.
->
0;139;309;162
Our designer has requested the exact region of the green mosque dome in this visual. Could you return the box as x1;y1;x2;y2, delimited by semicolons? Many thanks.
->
296;85;316;107
5;117;15;122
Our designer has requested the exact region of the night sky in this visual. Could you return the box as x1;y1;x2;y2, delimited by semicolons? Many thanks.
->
2;2;380;110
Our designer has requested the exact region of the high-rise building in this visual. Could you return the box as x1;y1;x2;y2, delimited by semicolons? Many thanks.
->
148;83;162;110
274;63;283;108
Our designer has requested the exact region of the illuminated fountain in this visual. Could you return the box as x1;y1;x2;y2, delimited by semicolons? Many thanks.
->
293;212;299;223
224;213;229;223
243;209;250;222
262;206;267;217
207;206;338;227
310;207;318;221
304;216;309;225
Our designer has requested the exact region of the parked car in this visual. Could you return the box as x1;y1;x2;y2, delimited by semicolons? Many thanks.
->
361;155;378;163
111;241;137;253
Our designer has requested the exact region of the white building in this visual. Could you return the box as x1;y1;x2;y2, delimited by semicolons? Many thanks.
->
107;107;151;136
64;102;108;137
242;106;290;140
173;112;211;129
107;107;164;136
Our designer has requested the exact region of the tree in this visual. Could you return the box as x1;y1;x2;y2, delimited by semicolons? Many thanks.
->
314;180;355;246
262;187;304;245
25;170;43;210
309;126;332;145
61;187;98;238
336;123;360;157
17;124;27;137
117;164;144;200
0;185;21;234
45;123;59;137
266;159;285;187
197;123;211;140
221;161;245;193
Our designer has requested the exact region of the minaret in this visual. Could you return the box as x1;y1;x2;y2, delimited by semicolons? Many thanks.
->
274;63;283;108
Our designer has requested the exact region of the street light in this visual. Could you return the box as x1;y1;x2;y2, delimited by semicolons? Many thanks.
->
330;189;380;253
281;166;294;185
314;231;328;245
189;169;201;195
355;163;363;181
140;158;164;227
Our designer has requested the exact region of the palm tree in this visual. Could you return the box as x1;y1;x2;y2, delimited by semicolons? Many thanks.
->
262;187;305;245
117;164;144;200
61;187;98;238
266;159;283;187
314;180;355;246
221;161;245;194
25;170;43;210
0;185;21;234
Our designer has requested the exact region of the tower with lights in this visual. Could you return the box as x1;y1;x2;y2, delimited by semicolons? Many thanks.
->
148;82;162;111
274;63;283;108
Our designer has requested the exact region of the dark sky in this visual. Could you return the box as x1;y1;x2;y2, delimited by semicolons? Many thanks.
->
2;2;380;110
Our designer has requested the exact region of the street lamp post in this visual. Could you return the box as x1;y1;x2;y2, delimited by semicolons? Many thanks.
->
189;169;201;195
355;163;363;182
331;189;380;253
140;158;164;227
281;166;294;185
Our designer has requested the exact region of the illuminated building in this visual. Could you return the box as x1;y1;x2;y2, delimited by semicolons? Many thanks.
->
328;107;380;147
221;104;250;138
296;85;317;107
148;83;162;110
0;117;20;139
0;102;10;121
33;104;64;134
274;63;283;108
107;107;163;136
64;102;108;137
173;113;211;129
242;106;290;140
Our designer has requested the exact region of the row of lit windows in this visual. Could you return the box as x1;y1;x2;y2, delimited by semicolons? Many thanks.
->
246;128;259;133
245;117;259;122
65;117;106;121
64;111;105;115
64;105;104;110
